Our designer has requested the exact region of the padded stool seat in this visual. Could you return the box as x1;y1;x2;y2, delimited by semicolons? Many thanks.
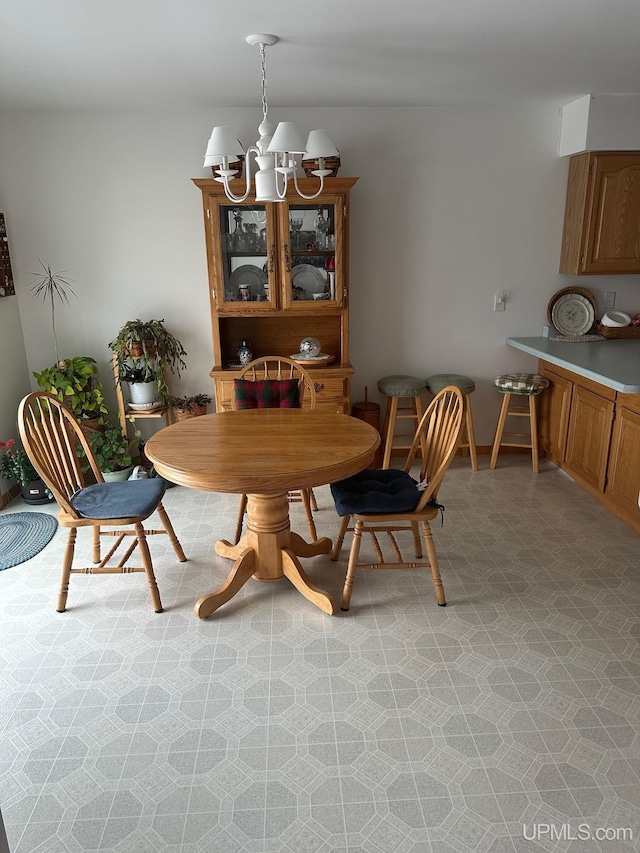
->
426;373;475;395
377;375;427;396
378;375;427;468
494;373;549;395
490;372;549;473
426;373;478;471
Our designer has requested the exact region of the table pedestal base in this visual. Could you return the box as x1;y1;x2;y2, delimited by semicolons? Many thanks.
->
194;493;336;618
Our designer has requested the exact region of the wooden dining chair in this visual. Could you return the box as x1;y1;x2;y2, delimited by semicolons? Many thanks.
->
232;355;319;544
18;391;186;613
330;385;464;611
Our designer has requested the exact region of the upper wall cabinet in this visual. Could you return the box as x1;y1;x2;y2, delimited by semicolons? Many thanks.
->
560;151;640;275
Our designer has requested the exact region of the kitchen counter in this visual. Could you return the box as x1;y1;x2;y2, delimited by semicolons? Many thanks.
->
507;337;640;394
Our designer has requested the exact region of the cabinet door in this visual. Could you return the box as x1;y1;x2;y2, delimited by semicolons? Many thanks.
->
583;153;640;274
538;369;572;464
207;200;278;311
607;406;640;521
279;195;345;309
565;385;614;492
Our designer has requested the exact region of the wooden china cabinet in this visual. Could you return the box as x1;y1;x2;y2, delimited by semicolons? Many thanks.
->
193;177;358;413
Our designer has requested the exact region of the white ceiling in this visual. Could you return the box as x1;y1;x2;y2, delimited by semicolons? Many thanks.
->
1;0;639;110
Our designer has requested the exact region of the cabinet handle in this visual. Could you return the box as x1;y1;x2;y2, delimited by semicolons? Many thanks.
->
283;244;291;272
268;246;275;273
314;382;324;392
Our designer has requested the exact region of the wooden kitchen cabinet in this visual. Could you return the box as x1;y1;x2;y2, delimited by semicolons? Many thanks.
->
560;151;640;275
607;396;640;528
538;360;640;534
538;366;572;464
193;177;358;412
564;384;615;493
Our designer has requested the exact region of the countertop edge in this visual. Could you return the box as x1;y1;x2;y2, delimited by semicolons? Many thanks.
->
506;337;640;394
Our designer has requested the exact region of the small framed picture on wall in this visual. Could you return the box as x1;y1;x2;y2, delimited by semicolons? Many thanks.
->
0;213;15;297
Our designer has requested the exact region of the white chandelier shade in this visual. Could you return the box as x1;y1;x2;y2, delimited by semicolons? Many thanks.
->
203;126;244;166
303;129;340;159
267;122;307;155
203;35;339;203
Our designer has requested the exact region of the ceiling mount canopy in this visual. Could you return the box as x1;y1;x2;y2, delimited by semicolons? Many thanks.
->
203;34;339;204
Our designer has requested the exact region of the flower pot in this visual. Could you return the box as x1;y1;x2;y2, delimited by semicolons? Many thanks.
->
172;404;207;422
102;466;134;482
128;380;159;406
21;479;53;505
128;340;157;359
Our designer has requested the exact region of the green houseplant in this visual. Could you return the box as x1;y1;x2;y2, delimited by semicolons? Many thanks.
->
30;261;107;427
33;356;108;425
118;362;162;406
0;438;53;504
170;393;212;421
78;423;141;480
109;319;187;405
29;259;76;364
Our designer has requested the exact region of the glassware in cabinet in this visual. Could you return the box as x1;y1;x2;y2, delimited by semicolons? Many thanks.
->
280;198;343;309
215;203;277;310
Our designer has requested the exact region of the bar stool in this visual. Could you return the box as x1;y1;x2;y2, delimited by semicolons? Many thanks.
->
377;375;427;469
426;373;478;471
489;373;549;473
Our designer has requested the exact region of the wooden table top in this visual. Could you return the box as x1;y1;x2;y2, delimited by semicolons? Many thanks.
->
145;409;380;494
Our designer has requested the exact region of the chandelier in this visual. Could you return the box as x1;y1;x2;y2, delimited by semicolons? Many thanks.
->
203;34;339;204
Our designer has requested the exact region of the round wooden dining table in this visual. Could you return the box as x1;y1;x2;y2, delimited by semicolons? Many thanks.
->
145;409;380;618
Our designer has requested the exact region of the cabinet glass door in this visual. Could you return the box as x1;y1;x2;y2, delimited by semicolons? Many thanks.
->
281;198;343;308
217;204;275;309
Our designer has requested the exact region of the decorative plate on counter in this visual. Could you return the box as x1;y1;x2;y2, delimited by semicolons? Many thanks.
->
551;293;595;337
547;286;597;328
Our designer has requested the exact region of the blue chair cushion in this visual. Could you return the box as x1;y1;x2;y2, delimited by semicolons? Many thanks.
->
330;469;420;517
70;478;166;520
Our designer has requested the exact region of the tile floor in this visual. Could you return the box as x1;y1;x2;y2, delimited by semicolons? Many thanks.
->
1;456;639;853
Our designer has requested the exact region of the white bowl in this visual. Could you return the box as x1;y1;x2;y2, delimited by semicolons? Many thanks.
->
600;311;631;327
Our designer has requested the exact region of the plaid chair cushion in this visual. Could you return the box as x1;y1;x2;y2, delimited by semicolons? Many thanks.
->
234;378;301;410
494;373;549;395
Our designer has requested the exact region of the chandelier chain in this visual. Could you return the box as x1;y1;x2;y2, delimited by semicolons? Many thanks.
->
260;43;269;124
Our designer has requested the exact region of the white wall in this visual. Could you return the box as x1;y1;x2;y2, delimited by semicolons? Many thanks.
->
0;192;30;498
1;105;639;447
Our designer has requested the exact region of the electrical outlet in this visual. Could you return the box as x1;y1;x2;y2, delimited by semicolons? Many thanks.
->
604;291;616;309
494;291;506;312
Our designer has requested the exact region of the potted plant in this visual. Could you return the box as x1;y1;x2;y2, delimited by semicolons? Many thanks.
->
109;319;187;404
29;261;107;430
170;393;212;422
119;362;162;407
0;438;53;504
29;259;76;364
33;356;108;429
78;423;141;482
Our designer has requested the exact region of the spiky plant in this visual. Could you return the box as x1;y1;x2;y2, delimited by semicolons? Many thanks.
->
29;259;76;363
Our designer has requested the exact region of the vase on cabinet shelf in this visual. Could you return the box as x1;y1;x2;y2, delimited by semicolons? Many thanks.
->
238;341;253;366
